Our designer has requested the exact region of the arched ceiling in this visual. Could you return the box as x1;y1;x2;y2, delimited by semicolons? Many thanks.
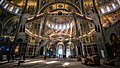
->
8;0;37;7
0;0;119;41
2;0;118;16
8;0;112;6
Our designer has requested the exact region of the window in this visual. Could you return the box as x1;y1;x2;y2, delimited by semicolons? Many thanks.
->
112;3;116;9
9;6;14;11
0;0;4;5
15;8;19;13
101;8;105;13
117;0;120;5
106;6;110;12
4;3;9;9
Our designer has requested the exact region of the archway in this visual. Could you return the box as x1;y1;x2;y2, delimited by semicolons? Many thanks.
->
66;42;74;58
38;1;82;14
1;16;19;36
109;33;120;58
57;42;64;58
110;33;118;43
45;42;55;57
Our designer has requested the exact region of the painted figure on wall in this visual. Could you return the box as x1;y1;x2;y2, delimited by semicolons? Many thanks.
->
110;33;120;59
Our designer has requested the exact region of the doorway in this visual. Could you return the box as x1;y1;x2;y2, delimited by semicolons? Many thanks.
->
57;42;64;58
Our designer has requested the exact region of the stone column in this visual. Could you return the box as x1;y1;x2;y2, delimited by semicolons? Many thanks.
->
75;46;78;57
16;14;30;43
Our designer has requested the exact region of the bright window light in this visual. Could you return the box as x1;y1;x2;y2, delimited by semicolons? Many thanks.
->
0;0;4;5
0;61;8;64
106;6;110;12
25;60;31;62
100;8;105;13
9;6;14;11
51;24;54;28
4;4;9;9
117;0;120;5
67;24;69;29
55;25;57;29
62;62;70;67
112;3;116;9
24;60;44;65
15;8;19;13
48;23;50;27
45;61;58;64
58;25;60;30
59;25;62;30
58;45;63;55
59;49;63;55
70;23;72;27
66;48;71;58
63;25;66;29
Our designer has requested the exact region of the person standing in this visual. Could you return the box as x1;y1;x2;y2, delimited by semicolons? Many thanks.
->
7;53;10;62
44;52;47;60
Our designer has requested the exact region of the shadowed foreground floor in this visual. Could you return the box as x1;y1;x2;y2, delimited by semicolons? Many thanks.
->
0;58;120;68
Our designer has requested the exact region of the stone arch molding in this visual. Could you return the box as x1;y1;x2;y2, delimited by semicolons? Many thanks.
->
38;1;82;14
